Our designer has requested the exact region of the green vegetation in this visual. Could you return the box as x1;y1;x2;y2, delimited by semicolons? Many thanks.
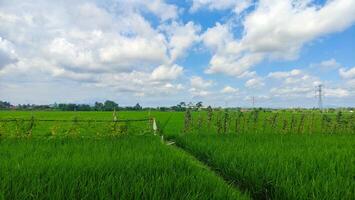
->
0;110;354;199
174;109;355;136
173;134;355;199
0;135;247;199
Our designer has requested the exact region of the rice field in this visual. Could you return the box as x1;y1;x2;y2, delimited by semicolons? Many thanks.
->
0;110;354;199
173;133;355;199
0;135;247;200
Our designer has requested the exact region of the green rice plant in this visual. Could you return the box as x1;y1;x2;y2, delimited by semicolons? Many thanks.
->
347;113;355;134
289;114;296;134
243;112;250;134
308;112;315;134
65;116;80;136
270;113;279;133
197;111;203;134
207;106;213;131
297;114;306;134
174;133;355;200
0;135;249;200
223;109;229;134
235;111;242;134
184;109;192;133
321;114;332;134
262;113;268;134
50;124;60;136
281;119;288;134
251;109;259;133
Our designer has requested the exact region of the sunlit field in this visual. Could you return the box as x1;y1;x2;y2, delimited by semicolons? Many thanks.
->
0;110;354;199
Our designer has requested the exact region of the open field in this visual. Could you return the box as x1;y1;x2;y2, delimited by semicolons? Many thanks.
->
0;110;354;199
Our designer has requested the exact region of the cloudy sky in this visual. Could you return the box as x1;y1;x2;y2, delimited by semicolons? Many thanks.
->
1;0;355;107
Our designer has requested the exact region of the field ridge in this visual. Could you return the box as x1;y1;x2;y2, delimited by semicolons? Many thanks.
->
162;136;253;199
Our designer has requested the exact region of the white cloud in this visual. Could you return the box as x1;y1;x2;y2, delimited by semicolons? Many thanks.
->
202;0;355;77
151;64;183;81
339;67;355;79
310;58;341;71
190;0;252;14
324;88;350;97
161;21;201;62
270;86;314;97
0;37;17;69
0;0;191;99
188;88;211;97
268;69;302;79
189;76;214;97
221;86;239;94
1;0;354;106
108;0;178;21
245;77;264;89
268;68;324;98
190;76;214;89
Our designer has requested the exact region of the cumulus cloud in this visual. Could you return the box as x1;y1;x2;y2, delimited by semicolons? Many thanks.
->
324;88;350;97
0;0;190;99
0;37;18;69
310;58;342;71
221;86;239;94
245;77;264;89
161;21;201;62
339;67;355;79
190;0;252;14
189;76;214;97
151;64;183;81
190;76;214;89
268;69;302;79
202;0;355;77
339;67;355;91
268;69;322;98
1;0;354;106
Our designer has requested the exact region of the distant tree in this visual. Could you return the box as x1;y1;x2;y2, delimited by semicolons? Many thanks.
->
179;102;186;107
77;104;91;111
0;101;12;109
196;101;203;110
94;102;104;111
134;103;142;110
104;100;119;111
159;107;168;111
187;102;194;108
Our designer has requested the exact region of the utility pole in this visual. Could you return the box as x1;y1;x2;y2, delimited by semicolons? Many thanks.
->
316;84;323;111
252;96;255;108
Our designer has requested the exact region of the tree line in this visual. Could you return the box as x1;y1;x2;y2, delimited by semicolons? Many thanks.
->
0;100;204;111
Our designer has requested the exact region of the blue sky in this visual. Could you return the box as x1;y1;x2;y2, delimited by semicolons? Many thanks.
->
0;0;355;107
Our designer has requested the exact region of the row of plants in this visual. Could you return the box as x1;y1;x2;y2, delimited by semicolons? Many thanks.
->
0;117;153;138
183;109;355;135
